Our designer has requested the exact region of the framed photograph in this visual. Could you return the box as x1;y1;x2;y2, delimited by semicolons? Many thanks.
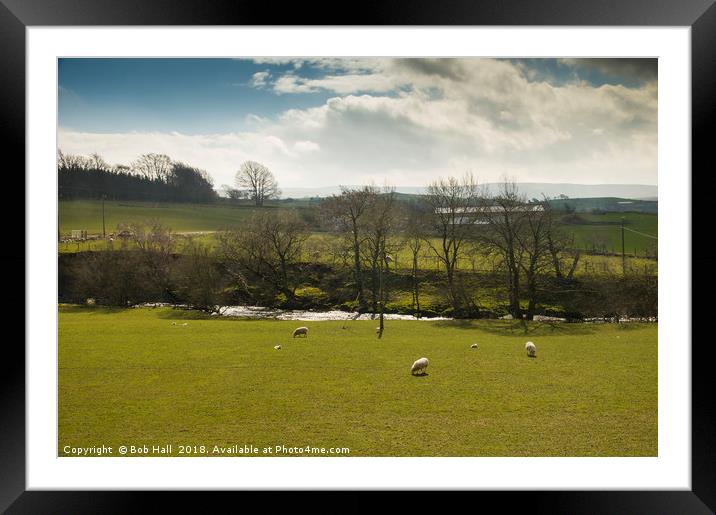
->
5;0;713;511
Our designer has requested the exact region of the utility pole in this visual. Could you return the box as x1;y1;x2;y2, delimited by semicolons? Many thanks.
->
621;217;625;274
102;194;106;238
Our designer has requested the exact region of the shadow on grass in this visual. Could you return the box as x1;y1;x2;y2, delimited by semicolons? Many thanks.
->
154;309;216;321
59;303;215;321
411;373;429;378
58;304;129;315
433;318;600;337
614;323;648;331
433;319;480;330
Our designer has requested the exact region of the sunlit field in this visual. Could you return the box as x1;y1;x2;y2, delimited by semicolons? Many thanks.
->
59;306;657;457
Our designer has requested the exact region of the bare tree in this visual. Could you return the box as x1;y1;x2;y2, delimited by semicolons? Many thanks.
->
235;161;281;206
322;185;378;310
57;149;92;170
112;164;132;175
221;184;247;201
480;180;528;319
131;153;173;181
361;186;397;336
515;203;553;320
121;219;176;302
172;238;225;312
219;210;307;302
88;152;110;171
422;172;481;312
402;199;430;318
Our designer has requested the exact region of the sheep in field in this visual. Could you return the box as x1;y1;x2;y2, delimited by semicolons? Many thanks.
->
411;357;429;375
292;326;309;338
525;341;537;357
471;343;478;349
274;345;282;350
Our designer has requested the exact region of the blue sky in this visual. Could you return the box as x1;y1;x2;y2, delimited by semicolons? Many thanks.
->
58;58;658;189
59;59;336;133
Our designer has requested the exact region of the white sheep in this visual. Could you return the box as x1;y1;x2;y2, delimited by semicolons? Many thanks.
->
375;326;381;334
411;357;429;375
292;326;309;338
274;345;282;350
525;341;537;357
471;343;478;349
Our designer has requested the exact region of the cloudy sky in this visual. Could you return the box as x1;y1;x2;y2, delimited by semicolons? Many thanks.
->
58;58;657;190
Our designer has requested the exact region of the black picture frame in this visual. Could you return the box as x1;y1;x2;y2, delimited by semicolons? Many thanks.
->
3;1;713;512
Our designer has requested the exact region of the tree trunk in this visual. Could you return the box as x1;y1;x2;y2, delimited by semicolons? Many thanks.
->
509;264;521;319
548;237;563;278
566;251;581;279
412;252;421;319
377;255;385;338
446;265;459;311
352;235;364;309
526;276;537;321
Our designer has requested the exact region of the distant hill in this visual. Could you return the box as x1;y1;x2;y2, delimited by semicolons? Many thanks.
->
280;183;657;201
548;197;658;214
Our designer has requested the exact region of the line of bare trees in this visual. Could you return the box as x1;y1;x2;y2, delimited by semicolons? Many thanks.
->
218;210;308;304
315;174;582;320
62;171;603;321
58;150;216;203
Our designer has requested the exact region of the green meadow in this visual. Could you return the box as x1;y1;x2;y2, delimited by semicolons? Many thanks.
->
59;306;657;457
562;212;658;257
58;200;273;234
59;199;658;259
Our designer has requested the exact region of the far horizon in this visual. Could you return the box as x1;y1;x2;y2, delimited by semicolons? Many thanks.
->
275;182;658;200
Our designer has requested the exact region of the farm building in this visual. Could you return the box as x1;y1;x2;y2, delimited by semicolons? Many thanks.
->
434;204;545;224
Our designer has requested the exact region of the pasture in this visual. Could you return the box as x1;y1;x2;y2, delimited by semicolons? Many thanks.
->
561;212;658;257
58;199;311;234
59;306;657;457
59;199;658;258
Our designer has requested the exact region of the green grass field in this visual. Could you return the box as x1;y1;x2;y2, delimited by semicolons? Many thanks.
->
60;200;658;258
59;306;657;457
559;212;658;257
58;200;305;234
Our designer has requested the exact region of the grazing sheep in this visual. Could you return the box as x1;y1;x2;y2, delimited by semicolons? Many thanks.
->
182;322;188;327
375;327;381;334
471;343;478;349
525;341;537;357
411;357;429;375
292;326;309;338
274;345;282;350
171;322;176;326
85;298;96;306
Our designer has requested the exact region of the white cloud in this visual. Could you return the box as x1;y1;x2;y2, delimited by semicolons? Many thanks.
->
293;140;320;153
59;58;657;190
250;70;271;88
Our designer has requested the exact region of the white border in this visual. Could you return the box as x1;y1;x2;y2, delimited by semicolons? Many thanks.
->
27;27;690;490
